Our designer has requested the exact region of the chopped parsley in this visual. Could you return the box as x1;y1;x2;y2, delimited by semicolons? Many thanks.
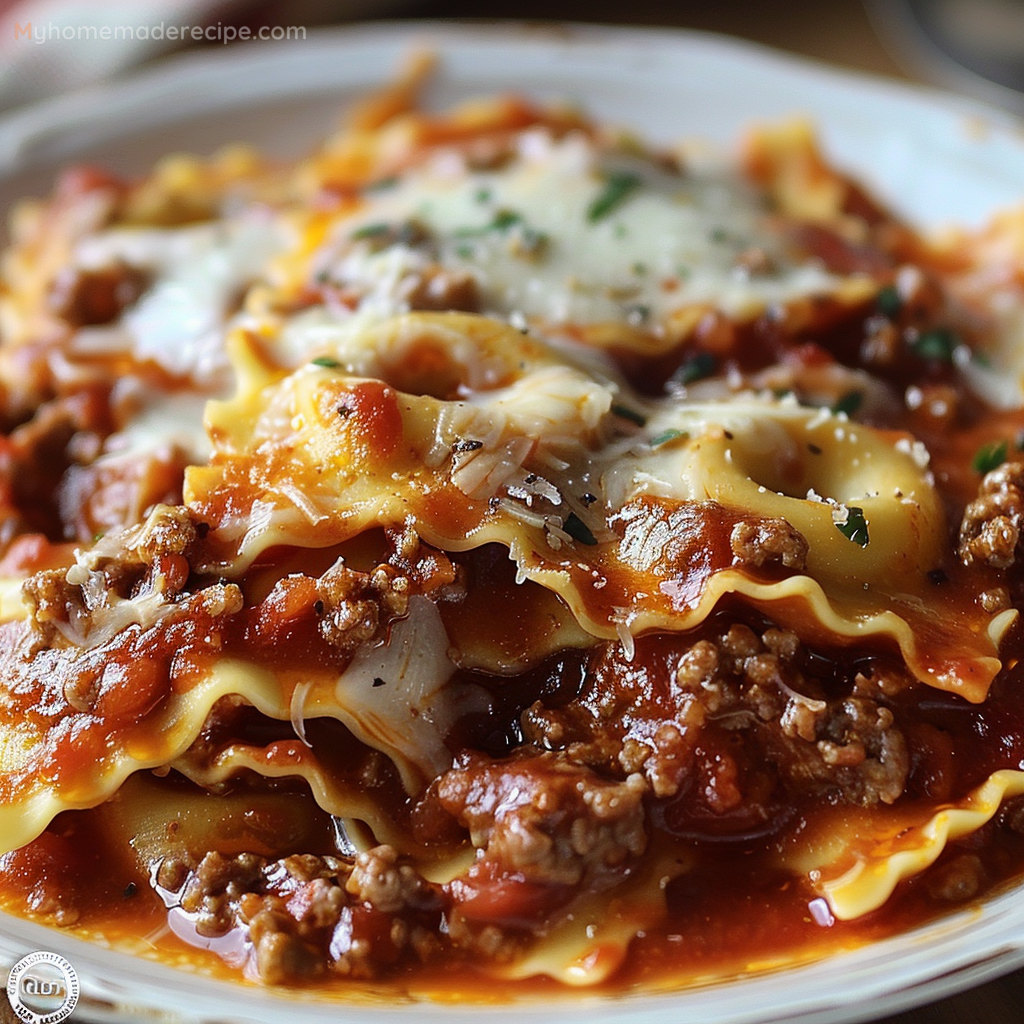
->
563;512;598;546
876;284;902;319
611;403;647;427
311;356;340;368
453;208;549;256
650;428;688;448
364;175;399;193
832;390;863;417
453;209;522;236
835;507;870;547
625;304;651;326
350;222;392;241
910;328;957;363
973;439;1008;475
587;171;642;223
674;351;717;387
351;220;429;250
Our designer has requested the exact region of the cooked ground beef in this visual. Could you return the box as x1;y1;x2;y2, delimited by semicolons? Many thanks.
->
729;517;809;570
46;262;150;328
959;460;1024;569
523;626;910;817
22;503;208;652
171;848;445;985
924;854;985;903
314;528;462;651
437;752;647;890
315;558;411;651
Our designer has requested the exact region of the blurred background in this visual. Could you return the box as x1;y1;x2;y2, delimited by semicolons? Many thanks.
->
1;0;1024;115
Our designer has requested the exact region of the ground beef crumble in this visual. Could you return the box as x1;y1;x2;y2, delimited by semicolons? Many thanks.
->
959;459;1024;569
729;517;809;570
523;625;910;817
166;848;445;985
438;752;647;891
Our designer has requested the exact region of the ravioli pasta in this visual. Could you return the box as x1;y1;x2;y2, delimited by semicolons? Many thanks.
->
2;66;1024;995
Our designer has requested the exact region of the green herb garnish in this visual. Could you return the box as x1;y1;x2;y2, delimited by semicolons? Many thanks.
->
563;512;598;546
611;404;647;427
650;428;689;448
364;175;399;193
587;171;642;223
973;439;1008;475
876;284;902;319
832;390;863;417
350;222;392;241
911;328;958;363
675;351;717;386
835;507;870;547
311;356;341;368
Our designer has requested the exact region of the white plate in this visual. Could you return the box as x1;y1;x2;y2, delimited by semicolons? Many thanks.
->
2;22;1024;1024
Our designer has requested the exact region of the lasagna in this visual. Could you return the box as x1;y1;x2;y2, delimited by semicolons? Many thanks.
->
2;60;1024;994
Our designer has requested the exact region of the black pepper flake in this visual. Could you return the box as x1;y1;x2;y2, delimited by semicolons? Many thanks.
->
453;439;484;453
313;600;325;615
195;521;210;539
123;882;138;899
372;677;387;688
723;430;734;440
563;512;598;546
337;403;353;418
808;443;823;455
580;492;597;506
927;568;949;585
524;473;537;484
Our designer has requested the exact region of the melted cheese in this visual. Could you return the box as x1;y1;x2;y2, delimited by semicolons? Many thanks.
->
7;93;1024;978
195;311;1008;700
263;131;852;371
71;214;289;385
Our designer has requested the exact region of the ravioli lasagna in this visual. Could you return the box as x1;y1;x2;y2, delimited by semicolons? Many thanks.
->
3;64;1024;993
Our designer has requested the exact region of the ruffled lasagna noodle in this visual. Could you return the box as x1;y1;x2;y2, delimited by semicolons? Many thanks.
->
3;61;1024;992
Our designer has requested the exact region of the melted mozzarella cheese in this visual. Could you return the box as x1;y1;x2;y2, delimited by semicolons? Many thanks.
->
71;213;289;385
315;131;838;329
